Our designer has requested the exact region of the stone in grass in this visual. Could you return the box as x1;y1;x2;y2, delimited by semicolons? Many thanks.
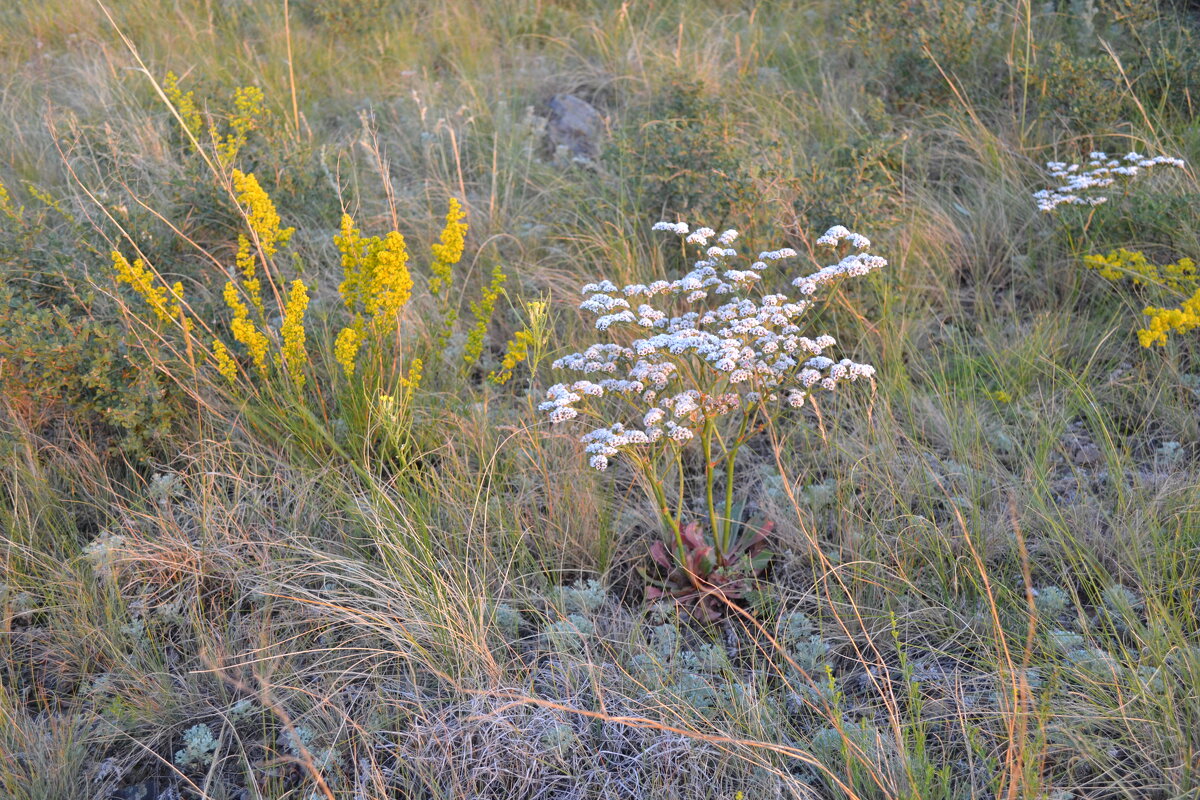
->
546;94;605;162
112;780;180;800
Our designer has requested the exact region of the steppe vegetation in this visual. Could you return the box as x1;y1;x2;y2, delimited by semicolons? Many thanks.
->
2;0;1200;797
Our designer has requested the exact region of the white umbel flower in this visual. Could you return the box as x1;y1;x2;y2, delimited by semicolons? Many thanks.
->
1034;151;1185;213
546;218;883;471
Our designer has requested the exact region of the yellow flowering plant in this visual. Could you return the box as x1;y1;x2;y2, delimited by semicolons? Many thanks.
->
278;279;310;389
211;170;305;387
332;199;467;382
107;138;484;472
489;298;550;387
463;263;507;372
429;197;468;349
332;214;414;380
162;71;202;142
1083;247;1200;347
112;250;192;330
1084;248;1198;292
1140;290;1200;347
160;73;270;165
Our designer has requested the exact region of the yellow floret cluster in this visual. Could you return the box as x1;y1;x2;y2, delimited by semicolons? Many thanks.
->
489;329;533;385
1139;289;1200;347
224;280;269;373
365;231;412;320
400;357;424;391
335;215;412;321
232;170;293;257
163;71;202;140
112;250;192;330
334;324;364;378
1084;248;1198;292
212;172;313;387
1083;247;1200;347
218;86;267;165
278;279;310;388
159;73;267;165
212;339;238;385
215;170;302;385
430;197;467;298
0;180;21;223
234;235;265;315
464;263;507;369
115;174;473;397
333;206;453;381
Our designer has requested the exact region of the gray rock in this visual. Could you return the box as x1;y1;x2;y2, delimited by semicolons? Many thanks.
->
546;93;604;161
1073;442;1103;467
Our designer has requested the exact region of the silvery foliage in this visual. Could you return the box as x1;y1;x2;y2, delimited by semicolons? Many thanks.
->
174;723;219;770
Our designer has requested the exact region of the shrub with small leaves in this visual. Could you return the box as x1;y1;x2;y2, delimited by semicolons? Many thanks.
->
1100;584;1141;632
492;603;522;639
544;614;594;653
174;724;218;771
554;578;607;616
1048;629;1085;654
539;723;578;758
1033;586;1071;620
1066;647;1123;682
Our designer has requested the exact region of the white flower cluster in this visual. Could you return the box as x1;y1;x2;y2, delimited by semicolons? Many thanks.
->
1033;151;1186;213
541;221;884;470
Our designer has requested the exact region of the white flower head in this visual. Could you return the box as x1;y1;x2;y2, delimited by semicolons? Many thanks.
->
545;219;883;472
1034;151;1185;212
652;221;689;236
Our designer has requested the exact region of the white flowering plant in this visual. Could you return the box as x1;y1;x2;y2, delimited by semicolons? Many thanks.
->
1033;151;1185;213
540;221;883;615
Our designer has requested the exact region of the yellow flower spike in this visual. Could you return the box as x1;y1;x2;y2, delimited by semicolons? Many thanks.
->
334;323;363;379
218;85;267;165
335;213;369;311
400;357;424;392
231;170;294;257
224;280;269;373
168;281;193;331
232;86;265;122
212;339;238;385
1085;247;1200;345
163;71;203;140
489;329;533;385
234;234;265;316
1163;256;1197;291
430;198;468;298
0;180;23;223
1085;247;1199;293
464;263;507;369
366;230;412;321
113;250;173;324
279;279;310;389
